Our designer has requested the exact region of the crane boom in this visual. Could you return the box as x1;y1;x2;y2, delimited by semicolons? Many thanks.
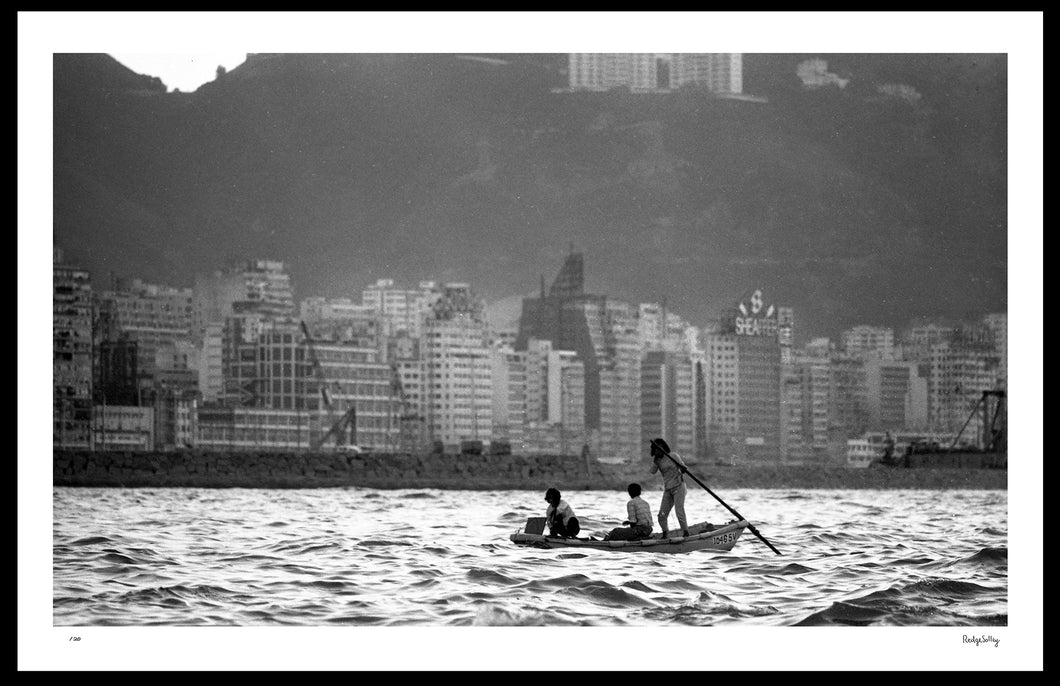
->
301;320;351;451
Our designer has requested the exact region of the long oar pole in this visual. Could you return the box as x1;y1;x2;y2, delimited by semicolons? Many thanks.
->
652;439;781;555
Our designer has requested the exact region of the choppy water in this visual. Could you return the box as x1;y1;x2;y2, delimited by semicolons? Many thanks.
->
53;487;1007;628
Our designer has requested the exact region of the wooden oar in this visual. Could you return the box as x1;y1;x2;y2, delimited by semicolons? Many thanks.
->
651;439;782;555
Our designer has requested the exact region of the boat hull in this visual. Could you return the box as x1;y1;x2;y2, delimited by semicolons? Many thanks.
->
510;520;748;554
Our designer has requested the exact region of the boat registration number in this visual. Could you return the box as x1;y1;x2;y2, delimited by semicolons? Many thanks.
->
711;531;737;545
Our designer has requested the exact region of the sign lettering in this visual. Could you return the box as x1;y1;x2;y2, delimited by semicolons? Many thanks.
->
735;316;778;337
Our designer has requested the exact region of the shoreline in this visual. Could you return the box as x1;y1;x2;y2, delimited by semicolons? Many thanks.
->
53;450;1008;490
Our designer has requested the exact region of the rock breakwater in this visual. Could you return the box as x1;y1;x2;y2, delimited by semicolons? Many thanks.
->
53;450;1007;490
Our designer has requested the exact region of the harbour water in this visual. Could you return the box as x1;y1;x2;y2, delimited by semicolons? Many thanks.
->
45;486;1018;669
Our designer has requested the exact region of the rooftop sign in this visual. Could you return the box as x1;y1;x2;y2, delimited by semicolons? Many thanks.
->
734;289;778;337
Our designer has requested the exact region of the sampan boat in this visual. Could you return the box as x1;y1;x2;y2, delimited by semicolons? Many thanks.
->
510;518;749;554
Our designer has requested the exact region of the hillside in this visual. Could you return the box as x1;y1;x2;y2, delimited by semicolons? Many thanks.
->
51;53;1007;339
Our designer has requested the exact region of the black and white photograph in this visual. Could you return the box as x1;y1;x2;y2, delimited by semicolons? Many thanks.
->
19;11;1042;672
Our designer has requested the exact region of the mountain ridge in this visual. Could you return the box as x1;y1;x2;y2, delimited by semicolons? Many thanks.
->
51;53;1007;341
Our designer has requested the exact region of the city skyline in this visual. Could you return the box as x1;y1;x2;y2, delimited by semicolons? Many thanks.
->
53;243;1009;465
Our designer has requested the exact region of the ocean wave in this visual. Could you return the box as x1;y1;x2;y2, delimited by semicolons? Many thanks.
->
561;580;658;608
621;580;657;593
528;573;592;589
97;552;139;565
795;577;1002;627
399;491;438;499
466;567;521;586
300;579;348;590
865;577;999;601
742;562;817;575
355;539;415;548
70;536;115;546
795;600;889;626
958;547;1008;565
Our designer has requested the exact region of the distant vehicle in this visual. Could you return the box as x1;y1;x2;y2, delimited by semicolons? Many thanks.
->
337;444;363;454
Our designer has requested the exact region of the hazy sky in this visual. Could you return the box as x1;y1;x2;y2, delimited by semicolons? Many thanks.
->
111;53;248;92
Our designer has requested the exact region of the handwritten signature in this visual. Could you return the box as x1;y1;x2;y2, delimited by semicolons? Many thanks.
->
963;634;1000;648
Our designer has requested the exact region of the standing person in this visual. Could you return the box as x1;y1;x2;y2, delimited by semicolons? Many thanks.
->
543;487;580;538
604;483;654;541
649;438;689;539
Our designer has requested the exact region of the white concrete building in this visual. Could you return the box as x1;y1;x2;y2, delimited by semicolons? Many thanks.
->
418;284;494;450
842;325;896;360
361;279;440;338
569;53;743;94
671;53;743;94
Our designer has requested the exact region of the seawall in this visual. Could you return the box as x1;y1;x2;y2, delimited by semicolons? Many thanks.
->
53;450;1008;490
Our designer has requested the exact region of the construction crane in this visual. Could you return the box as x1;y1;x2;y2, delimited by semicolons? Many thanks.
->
389;361;424;452
948;389;1006;452
300;320;357;452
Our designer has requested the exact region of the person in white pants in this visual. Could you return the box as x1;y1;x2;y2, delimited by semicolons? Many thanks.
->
649;438;689;539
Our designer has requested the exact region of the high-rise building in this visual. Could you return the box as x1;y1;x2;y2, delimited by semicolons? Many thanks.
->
496;339;586;455
841;325;896;360
53;247;94;448
641;350;702;459
901;321;958;362
780;351;831;464
220;315;400;450
828;353;871;440
928;339;1002;438
302;332;402;452
781;344;872;464
419;284;493;450
193;259;295;336
300;297;378;335
194;259;296;415
569;53;743;94
94;277;199;441
198;322;224;404
517;252;641;462
864;357;929;431
221;316;305;411
980;313;1007;389
639;302;699;354
300;296;381;360
568;53;659;91
671;53;743;94
704;288;784;464
490;345;518;447
777;307;795;365
361;279;440;338
96;278;194;338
